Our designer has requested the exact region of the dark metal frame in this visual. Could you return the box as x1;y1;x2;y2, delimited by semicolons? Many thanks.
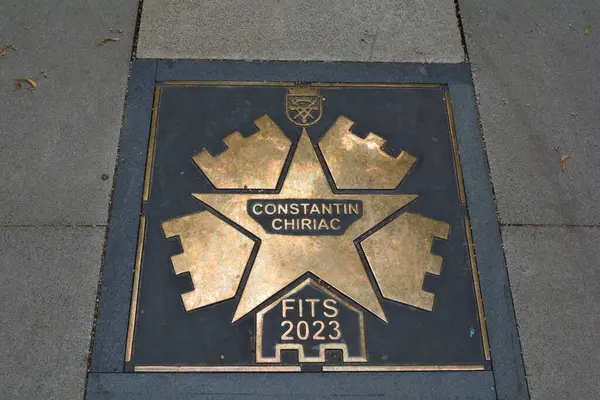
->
88;60;528;400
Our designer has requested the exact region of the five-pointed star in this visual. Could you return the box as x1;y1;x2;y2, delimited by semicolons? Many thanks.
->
194;130;416;322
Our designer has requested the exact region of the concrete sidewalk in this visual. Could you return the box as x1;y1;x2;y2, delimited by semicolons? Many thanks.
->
0;0;138;399
1;0;598;398
136;0;464;62
459;0;600;397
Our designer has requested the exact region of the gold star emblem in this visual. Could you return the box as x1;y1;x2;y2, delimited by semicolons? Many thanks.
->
194;130;416;322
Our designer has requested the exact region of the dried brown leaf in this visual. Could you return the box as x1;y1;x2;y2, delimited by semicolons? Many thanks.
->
15;77;38;89
560;154;569;172
1;48;7;56
98;37;121;46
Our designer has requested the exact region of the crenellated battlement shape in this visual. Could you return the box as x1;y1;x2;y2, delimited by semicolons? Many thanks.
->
193;115;291;189
318;116;417;189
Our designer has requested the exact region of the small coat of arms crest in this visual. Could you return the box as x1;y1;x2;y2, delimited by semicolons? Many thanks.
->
286;87;322;126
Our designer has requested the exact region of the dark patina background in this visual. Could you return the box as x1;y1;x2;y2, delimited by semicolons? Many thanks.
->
131;84;487;368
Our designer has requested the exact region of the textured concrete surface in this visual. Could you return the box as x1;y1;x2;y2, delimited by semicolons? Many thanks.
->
460;1;600;396
0;1;138;399
137;0;464;62
0;227;105;400
502;226;600;400
459;0;600;224
0;0;139;225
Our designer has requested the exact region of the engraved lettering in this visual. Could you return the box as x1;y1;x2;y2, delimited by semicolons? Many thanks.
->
305;298;319;317
312;320;326;340
277;203;288;215
300;203;310;214
284;219;294;230
297;321;309;340
328;320;342;340
281;320;294;340
330;218;340;230
289;203;299;215
272;218;283;230
282;299;294;318
316;219;326;230
265;203;276;215
247;199;363;236
252;202;263;215
323;299;338;318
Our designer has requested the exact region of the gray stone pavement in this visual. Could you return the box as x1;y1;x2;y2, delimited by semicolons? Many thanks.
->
137;0;464;62
502;226;600;400
459;0;600;225
0;0;138;225
0;0;138;399
459;0;600;398
0;227;104;400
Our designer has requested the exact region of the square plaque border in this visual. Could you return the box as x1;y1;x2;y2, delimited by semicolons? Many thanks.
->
88;60;528;400
131;81;488;372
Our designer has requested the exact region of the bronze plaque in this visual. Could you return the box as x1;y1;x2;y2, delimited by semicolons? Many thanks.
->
126;82;490;372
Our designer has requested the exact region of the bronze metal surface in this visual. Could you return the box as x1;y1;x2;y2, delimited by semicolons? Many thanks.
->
286;87;322;127
322;365;485;372
193;115;291;189
125;215;146;362
361;213;449;311
135;365;301;372
445;89;466;204
319;116;417;189
255;277;367;363
310;83;441;88
162;81;441;88
163;81;295;87
193;128;417;322
465;218;491;360
142;86;161;201
127;82;490;371
162;212;255;311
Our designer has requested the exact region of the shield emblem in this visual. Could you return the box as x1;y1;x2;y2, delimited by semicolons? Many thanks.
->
286;87;322;126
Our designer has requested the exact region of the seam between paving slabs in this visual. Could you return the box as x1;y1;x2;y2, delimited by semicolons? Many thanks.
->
501;223;600;228
0;224;109;228
453;0;470;63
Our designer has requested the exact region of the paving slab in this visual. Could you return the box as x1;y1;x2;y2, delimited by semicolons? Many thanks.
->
0;227;105;400
137;0;464;62
0;0;139;225
458;0;600;225
502;226;600;399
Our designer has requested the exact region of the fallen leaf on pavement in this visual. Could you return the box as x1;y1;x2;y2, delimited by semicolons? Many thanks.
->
15;77;38;89
98;37;121;46
584;26;591;35
560;154;569;172
1;48;6;56
7;43;17;50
